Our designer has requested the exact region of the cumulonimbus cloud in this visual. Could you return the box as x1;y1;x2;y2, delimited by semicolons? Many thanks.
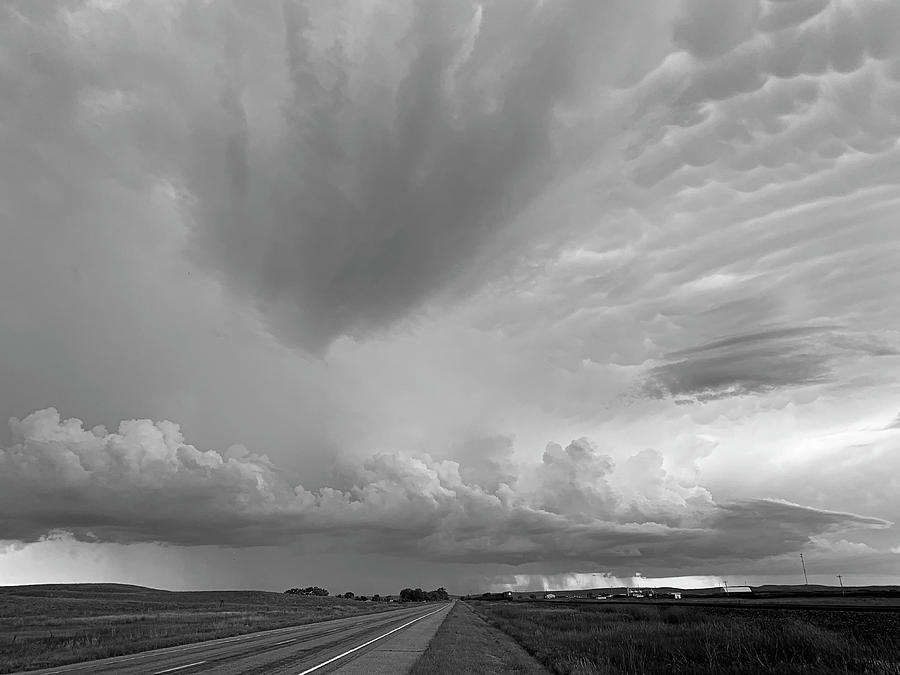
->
1;409;889;567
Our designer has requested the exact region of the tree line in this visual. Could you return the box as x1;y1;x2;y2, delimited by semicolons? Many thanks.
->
283;586;329;596
284;586;449;602
399;587;449;602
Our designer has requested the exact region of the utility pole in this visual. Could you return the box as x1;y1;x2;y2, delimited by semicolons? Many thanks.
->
800;553;809;586
837;574;844;596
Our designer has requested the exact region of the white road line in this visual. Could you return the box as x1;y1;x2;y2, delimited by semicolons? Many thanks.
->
152;661;207;674
295;605;447;675
274;638;297;645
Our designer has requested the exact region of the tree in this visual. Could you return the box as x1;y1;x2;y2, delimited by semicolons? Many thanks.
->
284;586;328;596
400;587;449;602
400;588;425;602
372;594;381;602
425;587;449;601
342;592;355;599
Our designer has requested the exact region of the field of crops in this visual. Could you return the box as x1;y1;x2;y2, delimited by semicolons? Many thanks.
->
470;600;900;674
0;584;402;673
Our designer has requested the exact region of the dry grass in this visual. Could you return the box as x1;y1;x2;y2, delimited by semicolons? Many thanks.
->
410;601;547;674
470;601;900;675
0;583;404;673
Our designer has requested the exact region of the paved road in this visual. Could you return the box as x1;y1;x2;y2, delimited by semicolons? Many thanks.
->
18;602;453;675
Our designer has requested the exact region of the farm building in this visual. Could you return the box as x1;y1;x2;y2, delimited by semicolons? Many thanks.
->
722;586;752;594
626;587;653;597
544;593;556;599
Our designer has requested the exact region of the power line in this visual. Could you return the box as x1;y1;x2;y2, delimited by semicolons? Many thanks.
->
800;553;809;586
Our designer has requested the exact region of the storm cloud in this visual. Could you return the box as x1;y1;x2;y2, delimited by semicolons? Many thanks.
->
643;326;899;402
0;0;649;352
2;0;900;590
1;409;888;569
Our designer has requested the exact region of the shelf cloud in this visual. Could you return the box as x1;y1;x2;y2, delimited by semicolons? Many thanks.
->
1;409;889;569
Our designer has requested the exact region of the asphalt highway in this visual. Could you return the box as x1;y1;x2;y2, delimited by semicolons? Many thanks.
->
19;602;453;675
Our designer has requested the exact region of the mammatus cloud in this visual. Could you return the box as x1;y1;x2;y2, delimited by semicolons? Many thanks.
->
1;410;889;569
466;0;900;397
3;0;899;401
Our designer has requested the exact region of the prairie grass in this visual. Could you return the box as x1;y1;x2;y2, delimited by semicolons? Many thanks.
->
470;601;900;675
411;601;547;674
0;583;403;673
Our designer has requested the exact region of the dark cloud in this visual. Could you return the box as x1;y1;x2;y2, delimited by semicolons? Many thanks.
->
2;0;656;357
1;409;889;569
184;0;617;351
642;326;896;402
665;326;840;359
706;499;889;557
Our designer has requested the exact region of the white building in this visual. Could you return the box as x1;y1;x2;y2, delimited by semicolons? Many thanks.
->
722;586;752;594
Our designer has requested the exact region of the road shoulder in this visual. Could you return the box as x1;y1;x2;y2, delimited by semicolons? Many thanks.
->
332;602;453;674
409;601;548;674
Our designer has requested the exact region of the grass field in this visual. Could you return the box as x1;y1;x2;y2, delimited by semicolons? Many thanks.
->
470;600;900;675
411;601;547;674
0;583;404;673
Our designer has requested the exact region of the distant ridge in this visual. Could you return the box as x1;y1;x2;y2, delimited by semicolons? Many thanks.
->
0;582;168;595
0;583;303;599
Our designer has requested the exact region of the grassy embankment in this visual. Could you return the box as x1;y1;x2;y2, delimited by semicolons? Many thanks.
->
0;583;405;673
411;601;547;674
470;600;900;675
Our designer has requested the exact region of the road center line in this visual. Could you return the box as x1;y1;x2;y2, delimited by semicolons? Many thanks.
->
152;661;207;674
295;605;448;675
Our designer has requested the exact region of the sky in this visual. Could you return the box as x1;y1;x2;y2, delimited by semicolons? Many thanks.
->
1;0;899;595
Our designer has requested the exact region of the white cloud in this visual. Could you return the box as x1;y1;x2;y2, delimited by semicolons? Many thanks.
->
489;573;728;592
0;409;890;572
